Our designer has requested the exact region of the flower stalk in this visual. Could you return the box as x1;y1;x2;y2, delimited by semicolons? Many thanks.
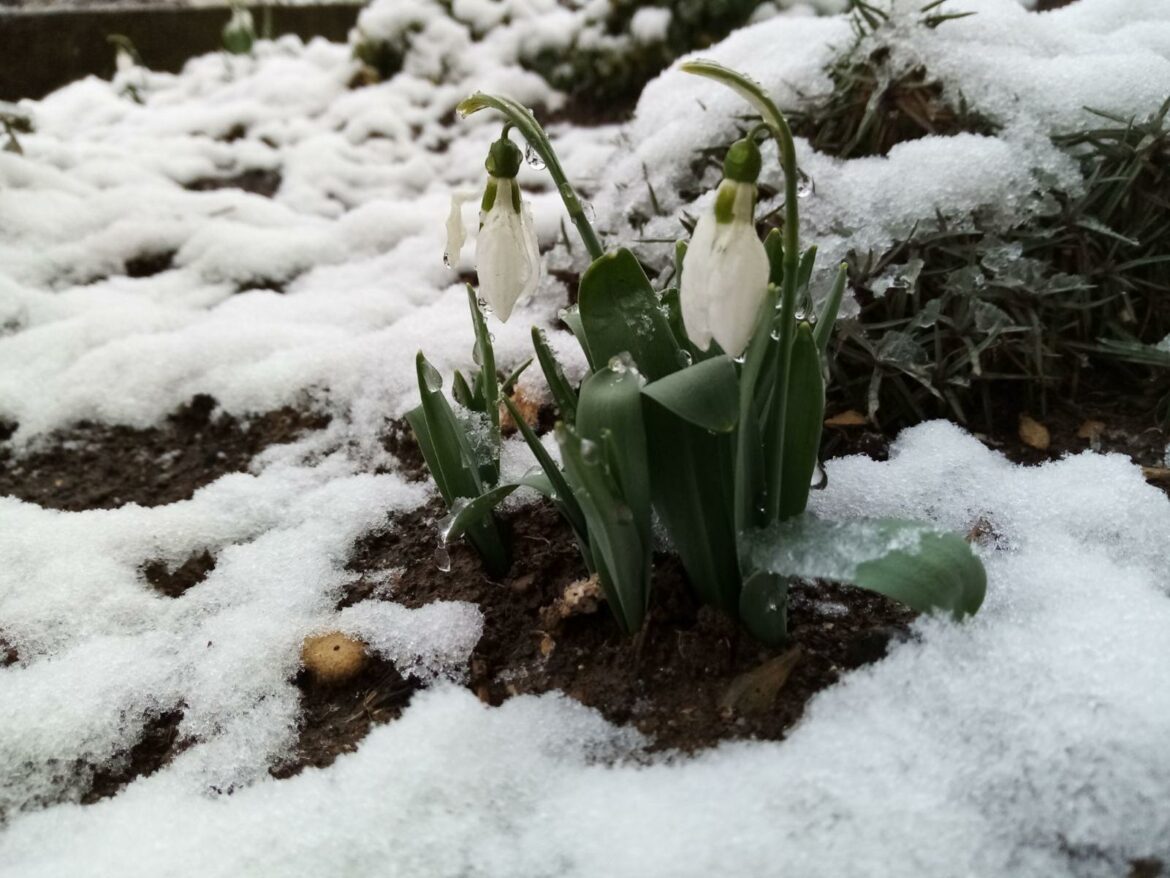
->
457;92;604;261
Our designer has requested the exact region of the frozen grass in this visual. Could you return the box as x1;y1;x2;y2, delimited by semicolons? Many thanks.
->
1;0;1169;873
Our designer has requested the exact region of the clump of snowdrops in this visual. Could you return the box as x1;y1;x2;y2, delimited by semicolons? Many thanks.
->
410;62;986;645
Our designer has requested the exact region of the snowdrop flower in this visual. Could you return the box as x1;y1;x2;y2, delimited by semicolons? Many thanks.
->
445;134;540;322
680;136;769;357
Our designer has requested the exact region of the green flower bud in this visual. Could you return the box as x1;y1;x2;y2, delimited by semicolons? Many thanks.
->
485;137;522;179
722;136;762;184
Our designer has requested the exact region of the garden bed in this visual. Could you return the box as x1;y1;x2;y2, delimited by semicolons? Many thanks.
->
1;0;1168;875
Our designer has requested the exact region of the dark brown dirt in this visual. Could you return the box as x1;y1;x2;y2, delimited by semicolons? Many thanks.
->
80;709;187;805
270;658;415;779
185;168;282;199
141;549;217;598
336;496;915;761
0;394;329;511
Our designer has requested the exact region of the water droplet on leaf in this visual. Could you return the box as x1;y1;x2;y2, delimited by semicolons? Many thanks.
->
433;546;452;572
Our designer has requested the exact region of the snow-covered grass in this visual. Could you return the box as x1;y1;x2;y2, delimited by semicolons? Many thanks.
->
1;0;1169;874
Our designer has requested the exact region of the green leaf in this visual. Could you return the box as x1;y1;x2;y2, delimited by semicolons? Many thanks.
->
777;323;825;520
502;395;588;542
466;286;499;444
451;370;477;411
738;571;789;647
643;403;741;613
501;357;533;394
764;229;784;288
641;355;740;433
797;245;817;294
577;364;652;551
532;327;578;424
813;263;848;355
557;423;651;633
411;353;483;504
558;305;595;371
409;353;510;576
578;248;681;381
743;515;986;618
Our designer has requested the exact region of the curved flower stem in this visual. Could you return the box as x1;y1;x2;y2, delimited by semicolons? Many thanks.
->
680;60;801;524
457;92;605;261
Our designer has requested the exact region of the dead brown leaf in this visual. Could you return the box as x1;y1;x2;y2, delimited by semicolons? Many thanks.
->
1142;466;1170;484
824;409;868;428
499;386;542;436
718;646;802;717
539;574;603;628
1018;414;1051;451
1076;419;1106;442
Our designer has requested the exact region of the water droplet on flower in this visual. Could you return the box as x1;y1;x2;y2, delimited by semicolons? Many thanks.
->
796;177;814;199
524;142;545;170
488;332;496;343
477;296;488;309
433;546;452;572
677;350;693;367
443;253;452;268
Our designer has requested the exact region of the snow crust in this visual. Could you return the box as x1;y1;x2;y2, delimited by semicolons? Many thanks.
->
2;0;1169;874
3;424;1169;876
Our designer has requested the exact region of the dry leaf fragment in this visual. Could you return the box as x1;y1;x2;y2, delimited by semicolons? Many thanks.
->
824;409;868;428
1142;466;1170;484
302;632;367;684
718;646;802;717
1076;419;1106;442
539;574;603;628
1018;414;1050;451
499;386;542;435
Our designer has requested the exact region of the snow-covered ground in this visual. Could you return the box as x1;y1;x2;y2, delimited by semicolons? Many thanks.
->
1;1;1168;875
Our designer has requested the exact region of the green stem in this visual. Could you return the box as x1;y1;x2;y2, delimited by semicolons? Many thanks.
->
680;60;801;524
458;92;604;261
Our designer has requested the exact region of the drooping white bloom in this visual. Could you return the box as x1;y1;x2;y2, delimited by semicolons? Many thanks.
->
443;190;475;268
475;175;540;322
680;178;770;356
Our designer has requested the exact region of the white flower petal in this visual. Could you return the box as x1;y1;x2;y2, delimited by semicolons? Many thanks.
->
706;223;770;357
679;181;768;356
679;209;718;351
443;190;474;269
476;178;539;323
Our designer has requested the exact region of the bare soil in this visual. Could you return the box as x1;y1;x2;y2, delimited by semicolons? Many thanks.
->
0;375;1164;821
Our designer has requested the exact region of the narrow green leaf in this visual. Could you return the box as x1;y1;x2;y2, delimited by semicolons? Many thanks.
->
413;352;483;504
777;323;825;520
501;357;533;394
451;370;477;411
557;424;650;633
813;263;848;355
797;245;818;293
764;229;785;288
532;327;578;424
578;248;682;380
466;286;499;444
738;571;789;647
502;395;588;542
558;304;595;371
642;355;740;433
577;365;652;551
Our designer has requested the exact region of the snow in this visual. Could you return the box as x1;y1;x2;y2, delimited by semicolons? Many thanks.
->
2;0;1169;874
